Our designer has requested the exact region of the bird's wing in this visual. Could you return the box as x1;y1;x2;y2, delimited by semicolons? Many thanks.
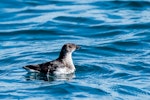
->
23;61;52;73
23;64;41;73
23;60;64;74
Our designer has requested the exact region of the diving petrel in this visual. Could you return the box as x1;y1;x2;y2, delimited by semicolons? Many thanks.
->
23;43;80;75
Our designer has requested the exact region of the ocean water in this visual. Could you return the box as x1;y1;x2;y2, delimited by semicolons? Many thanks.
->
0;0;150;100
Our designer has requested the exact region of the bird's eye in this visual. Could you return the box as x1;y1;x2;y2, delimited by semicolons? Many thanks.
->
68;45;72;48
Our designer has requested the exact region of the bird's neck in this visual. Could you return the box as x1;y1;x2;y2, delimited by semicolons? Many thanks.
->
64;53;74;65
58;52;75;68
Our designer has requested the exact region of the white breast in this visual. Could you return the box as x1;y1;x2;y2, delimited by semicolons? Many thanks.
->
54;52;76;75
54;67;75;75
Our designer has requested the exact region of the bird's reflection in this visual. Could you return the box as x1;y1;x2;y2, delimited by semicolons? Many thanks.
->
24;72;75;82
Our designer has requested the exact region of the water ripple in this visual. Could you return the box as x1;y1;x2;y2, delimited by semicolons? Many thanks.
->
0;0;150;100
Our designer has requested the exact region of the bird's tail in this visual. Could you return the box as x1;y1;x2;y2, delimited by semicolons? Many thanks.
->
23;65;41;72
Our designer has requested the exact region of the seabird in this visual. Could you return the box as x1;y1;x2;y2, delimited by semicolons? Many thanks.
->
23;43;80;75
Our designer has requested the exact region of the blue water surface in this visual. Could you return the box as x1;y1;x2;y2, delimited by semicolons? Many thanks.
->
0;0;150;100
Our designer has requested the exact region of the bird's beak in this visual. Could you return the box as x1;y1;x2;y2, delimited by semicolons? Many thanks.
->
76;45;81;50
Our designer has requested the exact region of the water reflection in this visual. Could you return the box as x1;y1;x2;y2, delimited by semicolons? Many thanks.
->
24;72;75;82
